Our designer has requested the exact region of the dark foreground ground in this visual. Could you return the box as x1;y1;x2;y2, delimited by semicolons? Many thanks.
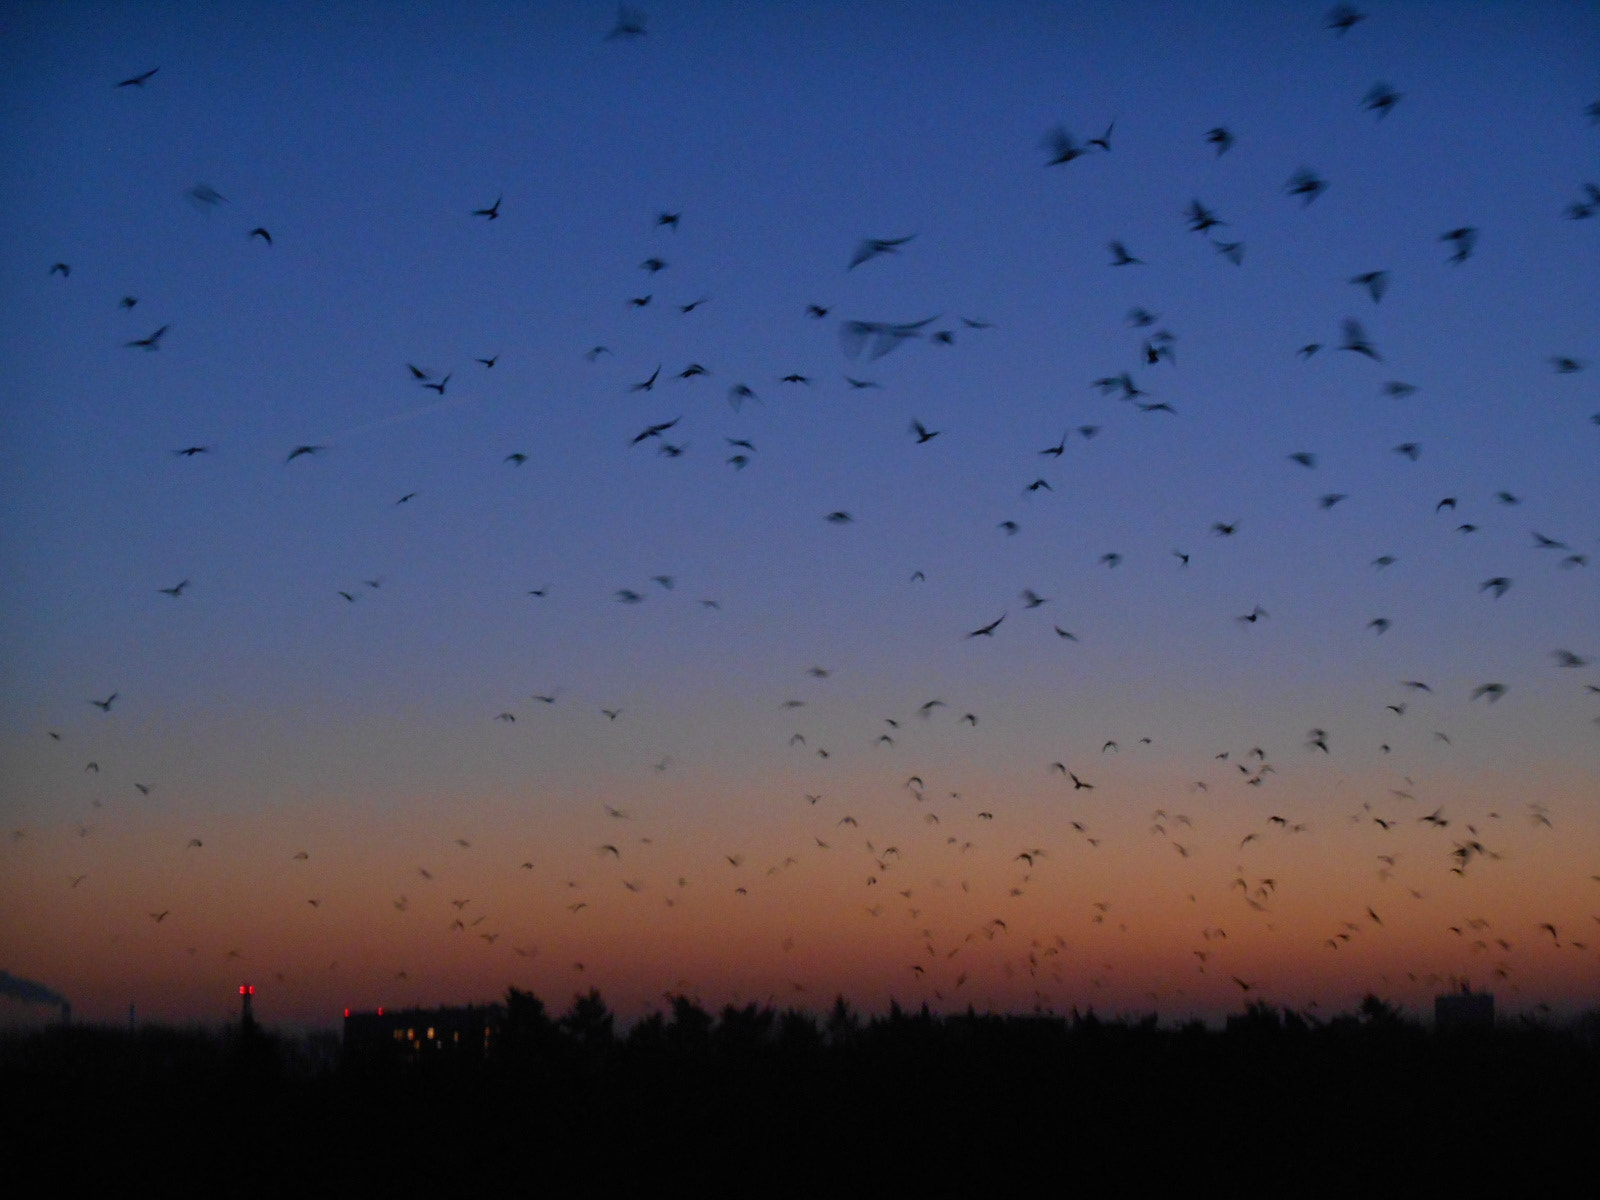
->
7;993;1597;1193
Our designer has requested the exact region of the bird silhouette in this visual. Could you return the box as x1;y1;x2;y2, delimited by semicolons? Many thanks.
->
631;417;679;445
849;235;915;270
605;6;646;39
1042;126;1088;165
1326;5;1365;35
1285;167;1329;206
1362;82;1402;119
125;325;169;350
1108;241;1144;266
1350;270;1390;302
1185;199;1226;233
1440;227;1478;263
1339;318;1382;360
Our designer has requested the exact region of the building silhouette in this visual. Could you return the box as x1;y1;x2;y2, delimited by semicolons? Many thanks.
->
343;1003;503;1065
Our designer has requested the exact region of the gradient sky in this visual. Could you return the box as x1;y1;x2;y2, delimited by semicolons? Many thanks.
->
2;1;1596;1031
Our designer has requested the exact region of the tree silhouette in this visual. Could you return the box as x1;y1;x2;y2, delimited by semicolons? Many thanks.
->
667;993;713;1051
826;994;859;1046
560;988;614;1051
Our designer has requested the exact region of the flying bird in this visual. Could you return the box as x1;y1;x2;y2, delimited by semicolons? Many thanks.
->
839;315;938;360
1108;240;1144;266
1362;82;1402;119
1440;227;1478;263
1285;167;1328;206
116;67;160;87
605;6;646;39
473;196;502;220
1326;5;1365;35
1350;270;1389;302
1339;318;1382;360
1042;126;1088;165
126;325;169;350
967;614;1006;638
631;417;679;445
1185;199;1226;233
1212;240;1244;265
849;235;915;270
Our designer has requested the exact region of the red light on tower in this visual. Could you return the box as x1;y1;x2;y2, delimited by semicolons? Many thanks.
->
239;982;256;1032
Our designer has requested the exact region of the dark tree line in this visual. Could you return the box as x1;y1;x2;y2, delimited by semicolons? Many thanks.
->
5;992;1597;1192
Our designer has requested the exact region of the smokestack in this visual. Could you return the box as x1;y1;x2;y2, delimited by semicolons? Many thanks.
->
0;969;69;1010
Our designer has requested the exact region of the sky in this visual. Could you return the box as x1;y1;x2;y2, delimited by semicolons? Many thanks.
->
1;0;1596;1031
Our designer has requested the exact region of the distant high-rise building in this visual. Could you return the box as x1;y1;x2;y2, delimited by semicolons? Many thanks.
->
343;1003;502;1065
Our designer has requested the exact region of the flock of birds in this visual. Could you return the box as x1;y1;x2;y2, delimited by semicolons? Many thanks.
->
10;4;1599;1025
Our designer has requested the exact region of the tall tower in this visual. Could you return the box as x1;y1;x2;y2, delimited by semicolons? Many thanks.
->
239;983;256;1034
